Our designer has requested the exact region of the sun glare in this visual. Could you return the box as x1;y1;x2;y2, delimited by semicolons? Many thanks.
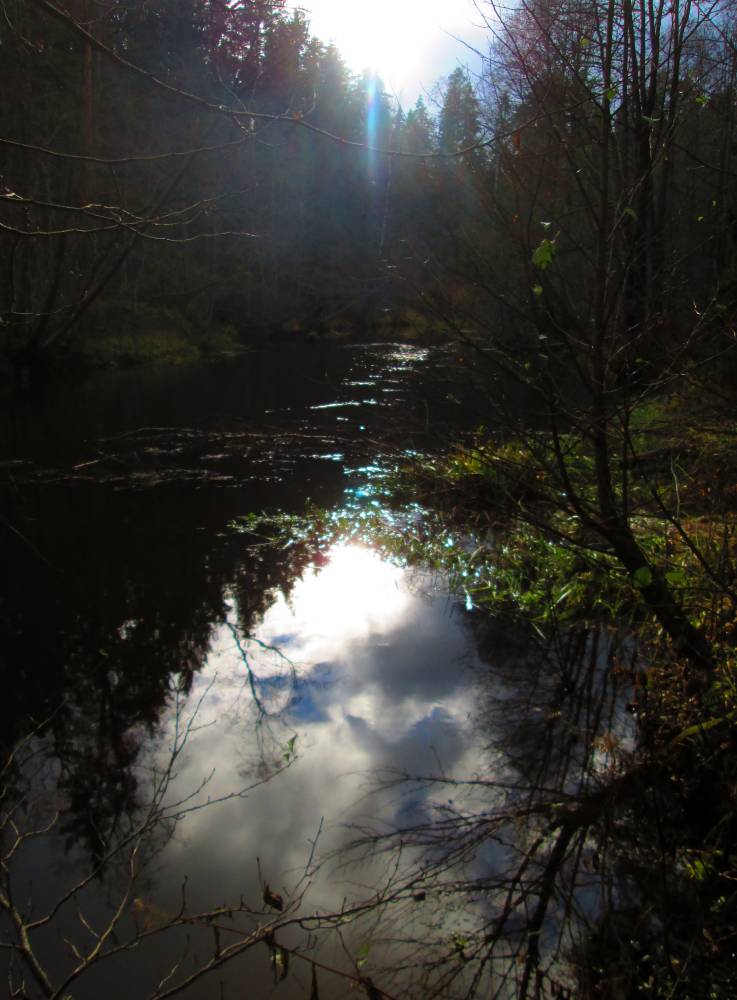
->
258;542;410;651
290;543;408;637
304;0;468;101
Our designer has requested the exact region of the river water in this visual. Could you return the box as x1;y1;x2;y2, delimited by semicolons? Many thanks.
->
0;342;636;999
0;343;513;998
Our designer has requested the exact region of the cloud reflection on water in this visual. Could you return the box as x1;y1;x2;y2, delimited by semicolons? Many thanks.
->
162;542;481;923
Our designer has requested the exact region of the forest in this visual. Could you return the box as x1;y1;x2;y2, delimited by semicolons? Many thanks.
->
2;0;737;998
3;0;734;373
1;0;436;370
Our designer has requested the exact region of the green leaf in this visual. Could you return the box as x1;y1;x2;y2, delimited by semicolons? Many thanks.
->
633;566;653;588
665;568;687;587
532;284;544;297
694;94;709;107
356;942;371;969
685;858;707;881
673;710;737;744
623;206;638;220
270;945;290;982
282;735;298;762
580;36;591;47
605;86;617;102
532;238;556;270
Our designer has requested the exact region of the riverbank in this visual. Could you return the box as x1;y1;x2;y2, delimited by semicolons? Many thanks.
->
0;303;456;389
233;356;737;997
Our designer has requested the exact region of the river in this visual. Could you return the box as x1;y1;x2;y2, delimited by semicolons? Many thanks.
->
1;341;642;999
2;342;533;999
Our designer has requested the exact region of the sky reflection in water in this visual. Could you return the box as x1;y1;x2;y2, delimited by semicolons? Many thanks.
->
162;542;480;923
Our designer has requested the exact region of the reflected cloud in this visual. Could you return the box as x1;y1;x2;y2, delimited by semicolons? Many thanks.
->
159;541;481;926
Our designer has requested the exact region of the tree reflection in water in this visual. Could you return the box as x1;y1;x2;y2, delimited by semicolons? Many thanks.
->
0;690;406;1000
1;520;432;998
335;616;736;999
3;505;736;998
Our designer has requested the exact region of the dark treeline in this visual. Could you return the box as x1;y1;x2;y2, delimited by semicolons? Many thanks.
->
0;0;399;370
3;0;735;376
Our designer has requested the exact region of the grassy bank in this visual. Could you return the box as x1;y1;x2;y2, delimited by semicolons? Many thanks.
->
77;303;241;368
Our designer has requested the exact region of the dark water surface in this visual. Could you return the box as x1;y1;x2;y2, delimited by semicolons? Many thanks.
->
1;343;509;998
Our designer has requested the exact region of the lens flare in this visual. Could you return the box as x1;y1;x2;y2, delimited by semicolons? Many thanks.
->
365;71;380;172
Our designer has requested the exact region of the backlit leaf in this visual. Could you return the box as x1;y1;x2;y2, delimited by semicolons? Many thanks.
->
532;239;556;270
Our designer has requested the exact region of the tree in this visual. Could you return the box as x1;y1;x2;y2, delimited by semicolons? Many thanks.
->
400;0;737;678
439;68;484;158
0;0;408;374
401;97;435;154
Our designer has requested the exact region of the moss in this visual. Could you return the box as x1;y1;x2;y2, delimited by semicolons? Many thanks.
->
81;330;200;367
77;298;244;367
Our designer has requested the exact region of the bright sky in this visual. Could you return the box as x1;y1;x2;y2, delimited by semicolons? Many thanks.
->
295;0;488;109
